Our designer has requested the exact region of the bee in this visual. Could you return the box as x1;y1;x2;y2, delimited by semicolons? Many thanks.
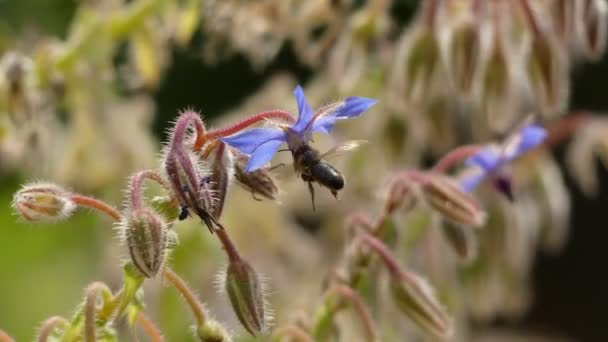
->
286;134;366;210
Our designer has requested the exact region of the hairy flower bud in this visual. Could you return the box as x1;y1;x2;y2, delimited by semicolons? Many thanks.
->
233;153;279;201
12;182;75;222
480;35;516;132
400;28;441;105
205;142;234;219
527;35;568;118
446;19;482;95
441;220;478;263
197;320;233;342
224;258;268;335
422;174;486;227
576;0;608;60
122;209;168;278
390;269;453;338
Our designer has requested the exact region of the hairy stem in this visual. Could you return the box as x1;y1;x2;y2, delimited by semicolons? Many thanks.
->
203;110;296;142
37;316;69;342
273;325;314;342
214;227;243;263
70;194;122;221
129;169;171;211
431;144;481;172
137;311;165;342
326;284;377;342
172;110;207;154
357;233;403;278
0;330;14;342
163;268;207;326
84;282;113;342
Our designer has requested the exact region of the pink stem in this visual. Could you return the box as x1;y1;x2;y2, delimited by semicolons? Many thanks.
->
129;170;171;211
204;110;295;141
357;233;403;278
327;284;378;342
36;316;69;342
70;194;122;222
431;144;481;172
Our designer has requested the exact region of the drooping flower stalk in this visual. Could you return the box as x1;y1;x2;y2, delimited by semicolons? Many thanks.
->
69;194;122;221
163;267;208;326
135;312;165;342
84;282;113;342
0;330;14;342
36;316;69;342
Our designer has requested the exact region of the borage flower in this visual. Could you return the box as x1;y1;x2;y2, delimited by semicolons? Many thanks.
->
220;85;377;172
458;123;547;199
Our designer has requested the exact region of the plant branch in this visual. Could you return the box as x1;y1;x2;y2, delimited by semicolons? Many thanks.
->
70;194;122;221
163;268;207;326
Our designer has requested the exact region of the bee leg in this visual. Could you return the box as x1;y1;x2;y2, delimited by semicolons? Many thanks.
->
308;181;316;211
179;206;190;221
251;191;263;201
331;190;339;200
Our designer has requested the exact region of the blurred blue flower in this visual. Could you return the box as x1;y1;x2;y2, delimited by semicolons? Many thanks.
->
221;85;377;172
459;124;547;193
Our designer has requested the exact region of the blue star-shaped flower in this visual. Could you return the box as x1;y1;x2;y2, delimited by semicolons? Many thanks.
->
459;123;547;193
221;85;377;172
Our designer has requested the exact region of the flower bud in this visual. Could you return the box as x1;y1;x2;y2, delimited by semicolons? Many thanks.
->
205;142;234;219
421;174;486;227
479;35;517;132
390;269;453;338
233;153;279;201
123;209;168;278
224;258;268;335
526;35;568;118
12;182;75;222
575;0;608;60
384;176;416;214
441;220;478;263
401;28;441;105
197;320;233;342
446;20;482;96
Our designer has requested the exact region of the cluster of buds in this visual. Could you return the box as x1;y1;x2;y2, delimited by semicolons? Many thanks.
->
393;0;608;133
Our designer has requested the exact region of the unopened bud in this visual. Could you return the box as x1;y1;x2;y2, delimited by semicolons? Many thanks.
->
402;29;440;104
576;0;608;60
12;182;75;222
422;174;486;227
441;220;478;263
480;37;517;132
205;142;234;219
390;269;453;338
197;320;232;342
233;153;279;201
527;35;568;118
225;258;268;336
447;20;482;95
384;176;416;214
123;209;168;278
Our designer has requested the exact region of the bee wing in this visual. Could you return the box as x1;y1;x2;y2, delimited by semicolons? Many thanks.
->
319;140;368;160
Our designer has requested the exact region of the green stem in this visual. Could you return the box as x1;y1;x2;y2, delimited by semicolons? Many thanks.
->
163;267;207;326
84;282;113;342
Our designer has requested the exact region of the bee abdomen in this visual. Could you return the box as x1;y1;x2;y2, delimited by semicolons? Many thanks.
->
312;161;344;190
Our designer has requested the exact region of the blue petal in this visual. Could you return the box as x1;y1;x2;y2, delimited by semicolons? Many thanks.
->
333;97;377;118
459;167;488;193
309;97;377;135
220;127;285;154
310;115;338;135
291;85;314;133
465;148;501;171
245;139;284;172
515;124;547;155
